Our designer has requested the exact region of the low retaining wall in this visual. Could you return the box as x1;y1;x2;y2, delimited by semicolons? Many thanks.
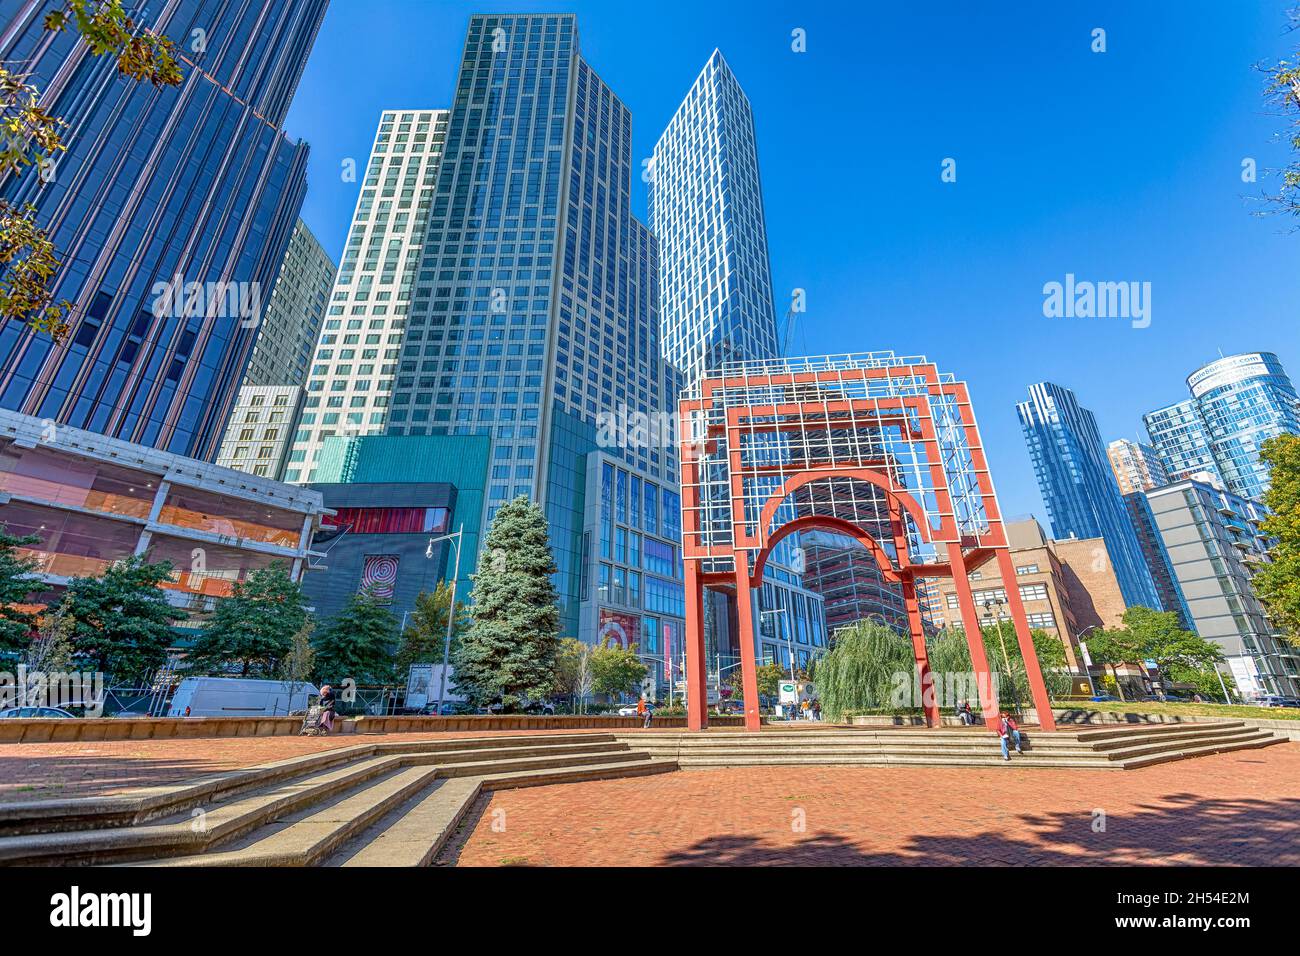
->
0;713;745;744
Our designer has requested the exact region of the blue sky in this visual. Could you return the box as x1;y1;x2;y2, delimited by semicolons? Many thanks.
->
285;0;1300;524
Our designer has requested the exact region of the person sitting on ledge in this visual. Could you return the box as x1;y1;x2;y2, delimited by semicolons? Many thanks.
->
997;711;1023;760
955;700;978;726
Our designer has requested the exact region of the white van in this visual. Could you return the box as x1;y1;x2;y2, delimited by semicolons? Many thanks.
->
166;677;319;718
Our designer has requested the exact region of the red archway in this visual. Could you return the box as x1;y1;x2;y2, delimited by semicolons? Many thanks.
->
678;356;1058;734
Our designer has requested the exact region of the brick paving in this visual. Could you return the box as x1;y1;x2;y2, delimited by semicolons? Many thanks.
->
0;729;617;802
439;742;1300;867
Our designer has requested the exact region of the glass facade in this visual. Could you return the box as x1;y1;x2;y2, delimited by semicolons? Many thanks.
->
0;0;326;460
244;220;336;389
1146;481;1300;697
1145;352;1300;501
288;108;451;482
650;49;827;667
1018;382;1162;610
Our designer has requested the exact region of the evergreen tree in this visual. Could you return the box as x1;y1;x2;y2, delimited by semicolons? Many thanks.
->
453;495;559;709
184;565;308;677
0;524;41;655
62;556;180;683
394;581;466;673
313;587;397;685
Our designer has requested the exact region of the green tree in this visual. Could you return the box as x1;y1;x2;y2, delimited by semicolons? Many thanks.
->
1115;605;1227;699
1084;621;1147;702
183;565;308;676
1259;8;1300;217
0;525;41;655
62;556;180;683
452;495;560;709
591;644;647;700
1253;433;1300;646
312;587;397;685
554;637;596;713
2;3;181;338
394;581;466;674
279;620;316;712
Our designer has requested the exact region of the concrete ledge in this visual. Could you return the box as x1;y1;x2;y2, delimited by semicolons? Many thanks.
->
0;714;742;744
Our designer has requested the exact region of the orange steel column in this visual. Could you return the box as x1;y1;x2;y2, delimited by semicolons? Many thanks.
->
947;545;1000;730
733;557;763;732
684;560;708;731
994;548;1058;731
902;577;942;728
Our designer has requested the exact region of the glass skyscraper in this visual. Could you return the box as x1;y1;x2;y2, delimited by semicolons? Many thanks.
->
650;50;781;385
288;108;450;482
351;16;685;650
651;50;827;674
1018;381;1162;610
0;0;327;460
1144;352;1300;501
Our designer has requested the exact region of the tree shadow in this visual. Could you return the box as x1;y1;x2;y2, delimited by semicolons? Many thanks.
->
659;792;1300;867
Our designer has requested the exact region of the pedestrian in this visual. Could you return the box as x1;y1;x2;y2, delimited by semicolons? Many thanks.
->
997;711;1023;761
636;696;646;725
318;684;338;734
812;699;821;722
643;699;654;728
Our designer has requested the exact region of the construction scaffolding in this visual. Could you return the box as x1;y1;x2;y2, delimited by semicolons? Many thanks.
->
678;352;1057;732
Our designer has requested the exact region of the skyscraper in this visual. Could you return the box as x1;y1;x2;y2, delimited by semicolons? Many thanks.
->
364;16;685;653
0;0;328;460
1144;352;1300;501
650;50;781;384
1018;382;1162;610
1106;438;1169;495
244;220;336;389
651;50;826;675
287;108;449;483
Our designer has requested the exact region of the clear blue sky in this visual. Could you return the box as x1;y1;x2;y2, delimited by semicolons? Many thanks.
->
285;0;1300;525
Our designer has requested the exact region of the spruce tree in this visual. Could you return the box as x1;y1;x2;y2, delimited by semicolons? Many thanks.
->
312;586;397;685
453;495;559;709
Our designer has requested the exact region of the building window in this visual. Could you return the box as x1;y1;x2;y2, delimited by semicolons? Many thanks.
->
1019;583;1049;602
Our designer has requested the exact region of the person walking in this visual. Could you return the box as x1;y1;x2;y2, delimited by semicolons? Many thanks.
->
812;699;822;722
997;711;1023;760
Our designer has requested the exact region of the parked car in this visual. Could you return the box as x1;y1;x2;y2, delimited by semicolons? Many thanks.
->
167;677;317;718
1089;694;1120;702
0;706;75;719
522;701;556;715
616;705;638;717
420;701;473;716
1253;695;1300;708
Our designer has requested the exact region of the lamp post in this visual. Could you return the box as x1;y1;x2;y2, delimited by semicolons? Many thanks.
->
1076;625;1100;697
982;598;1020;713
426;523;464;715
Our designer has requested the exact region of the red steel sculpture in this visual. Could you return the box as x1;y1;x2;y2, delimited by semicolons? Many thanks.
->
677;353;1057;733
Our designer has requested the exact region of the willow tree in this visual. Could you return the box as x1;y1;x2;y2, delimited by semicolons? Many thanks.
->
812;621;913;722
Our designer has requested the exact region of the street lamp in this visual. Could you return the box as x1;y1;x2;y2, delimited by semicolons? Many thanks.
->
426;523;464;715
982;598;1020;712
1075;624;1100;697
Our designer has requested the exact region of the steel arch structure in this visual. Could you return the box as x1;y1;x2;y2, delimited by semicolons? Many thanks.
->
678;353;1057;733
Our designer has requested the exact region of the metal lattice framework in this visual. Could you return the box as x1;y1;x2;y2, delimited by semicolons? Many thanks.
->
678;352;1057;733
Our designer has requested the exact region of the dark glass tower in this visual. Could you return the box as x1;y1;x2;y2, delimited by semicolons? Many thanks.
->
1018;381;1162;610
0;0;328;459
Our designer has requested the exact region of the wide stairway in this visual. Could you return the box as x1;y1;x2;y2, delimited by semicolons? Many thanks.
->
0;733;675;867
613;720;1284;770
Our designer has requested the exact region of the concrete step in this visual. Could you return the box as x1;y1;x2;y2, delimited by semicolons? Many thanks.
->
144;765;442;867
412;740;632;765
0;753;412;866
330;758;679;868
1118;732;1287;769
0;742;383;836
429;749;652;778
676;754;1123;769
